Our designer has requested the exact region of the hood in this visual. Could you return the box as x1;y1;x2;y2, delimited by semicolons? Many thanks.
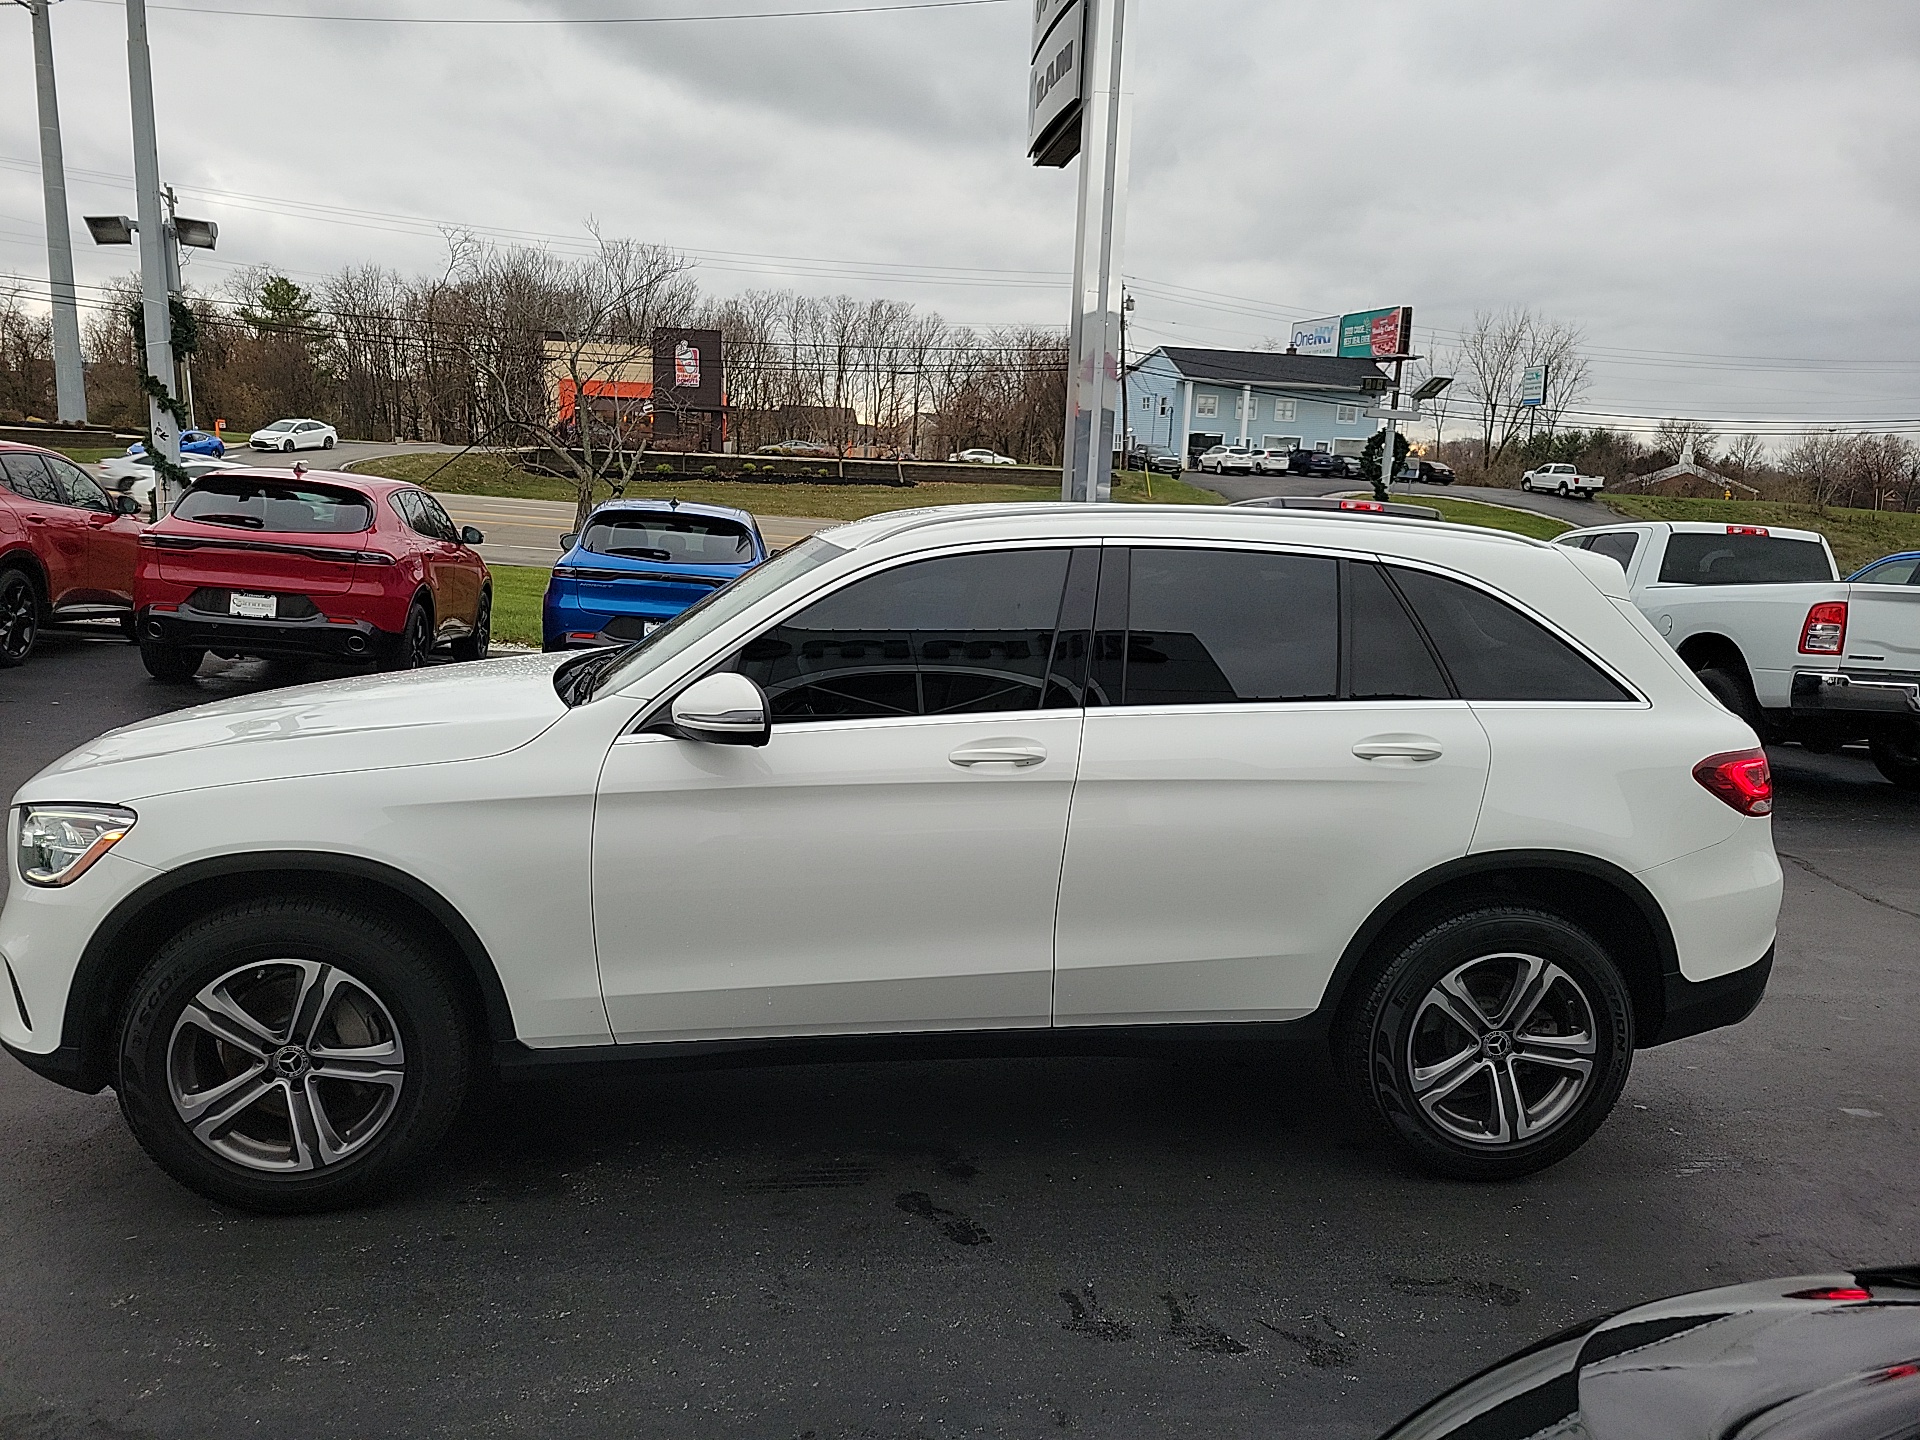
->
18;653;573;805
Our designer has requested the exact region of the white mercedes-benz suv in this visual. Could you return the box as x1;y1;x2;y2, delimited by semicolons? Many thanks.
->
2;504;1782;1211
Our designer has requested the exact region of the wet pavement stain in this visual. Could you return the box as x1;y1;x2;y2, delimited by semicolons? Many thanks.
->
1389;1274;1525;1306
1257;1314;1354;1368
743;1159;878;1193
893;1191;992;1246
1161;1292;1250;1355
1058;1285;1132;1342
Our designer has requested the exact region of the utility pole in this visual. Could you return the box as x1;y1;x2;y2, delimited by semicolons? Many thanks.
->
1117;288;1133;470
125;0;181;502
18;0;86;422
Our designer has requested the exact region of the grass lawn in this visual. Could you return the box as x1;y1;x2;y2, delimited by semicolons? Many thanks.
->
57;446;125;467
489;564;550;649
1602;496;1920;575
356;452;1225;523
1413;495;1572;541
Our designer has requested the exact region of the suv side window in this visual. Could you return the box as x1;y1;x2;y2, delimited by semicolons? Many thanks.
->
43;455;112;512
734;548;1074;722
415;493;459;542
391;489;443;539
1115;547;1339;705
0;452;62;506
1389;566;1633;702
1348;562;1450;701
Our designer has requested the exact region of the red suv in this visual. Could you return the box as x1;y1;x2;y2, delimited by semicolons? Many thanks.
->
135;468;492;681
0;440;145;667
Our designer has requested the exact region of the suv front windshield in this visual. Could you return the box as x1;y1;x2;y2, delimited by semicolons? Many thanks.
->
573;533;846;704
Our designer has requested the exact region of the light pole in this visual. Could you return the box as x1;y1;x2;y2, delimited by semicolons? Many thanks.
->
124;0;182;505
15;0;86;422
85;207;217;432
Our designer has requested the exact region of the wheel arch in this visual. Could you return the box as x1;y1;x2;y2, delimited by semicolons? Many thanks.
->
1;546;51;612
59;851;515;1093
1674;631;1751;680
1319;850;1680;1051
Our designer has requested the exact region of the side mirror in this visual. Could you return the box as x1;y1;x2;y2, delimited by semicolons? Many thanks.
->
116;492;144;516
559;532;578;552
461;525;485;545
670;672;771;747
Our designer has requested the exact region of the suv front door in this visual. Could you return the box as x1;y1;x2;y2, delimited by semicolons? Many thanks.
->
43;453;140;606
591;545;1091;1042
1053;546;1493;1025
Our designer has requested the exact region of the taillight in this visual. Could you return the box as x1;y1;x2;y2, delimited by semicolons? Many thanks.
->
1799;601;1848;654
1786;1286;1872;1302
1694;749;1772;816
1727;525;1769;536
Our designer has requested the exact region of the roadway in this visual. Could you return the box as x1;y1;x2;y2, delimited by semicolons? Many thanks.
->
0;635;1915;1439
1194;470;1608;526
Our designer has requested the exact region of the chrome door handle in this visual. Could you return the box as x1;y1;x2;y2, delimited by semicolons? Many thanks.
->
949;740;1047;769
1353;736;1444;762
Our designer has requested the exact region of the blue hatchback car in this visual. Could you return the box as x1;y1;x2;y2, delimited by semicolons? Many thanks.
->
126;428;225;459
542;498;768;650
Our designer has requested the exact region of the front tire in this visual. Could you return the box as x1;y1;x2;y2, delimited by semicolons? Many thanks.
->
1520;478;1533;492
140;641;205;683
1338;907;1634;1180
0;568;39;667
116;898;473;1213
1870;726;1920;790
450;589;490;662
323;435;336;450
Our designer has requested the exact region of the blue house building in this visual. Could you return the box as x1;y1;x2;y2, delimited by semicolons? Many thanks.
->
1125;347;1390;466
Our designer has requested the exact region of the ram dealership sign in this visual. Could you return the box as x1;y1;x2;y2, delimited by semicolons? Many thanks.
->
1291;306;1414;359
1029;0;1085;167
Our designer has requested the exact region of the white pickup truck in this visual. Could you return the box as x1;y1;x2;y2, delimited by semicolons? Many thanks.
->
1555;520;1920;787
1522;462;1605;498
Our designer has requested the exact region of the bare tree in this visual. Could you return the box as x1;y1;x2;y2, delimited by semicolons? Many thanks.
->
1724;432;1768;478
1407;345;1457;453
1456;308;1533;469
1653;417;1718;466
1781;430;1852;512
1524;317;1591;434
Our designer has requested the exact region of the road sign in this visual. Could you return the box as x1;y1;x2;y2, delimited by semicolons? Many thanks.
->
1520;364;1548;407
1365;407;1424;422
1029;0;1085;167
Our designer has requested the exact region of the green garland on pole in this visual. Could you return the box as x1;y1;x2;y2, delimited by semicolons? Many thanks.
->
129;300;197;497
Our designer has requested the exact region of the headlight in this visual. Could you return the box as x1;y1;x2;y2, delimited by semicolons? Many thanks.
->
15;805;137;887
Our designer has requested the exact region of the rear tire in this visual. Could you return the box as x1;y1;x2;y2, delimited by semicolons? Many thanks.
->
1557;482;1570;497
381;601;432;671
140;641;204;683
451;590;490;662
115;897;473;1213
1696;664;1763;737
0;568;39;668
1870;726;1920;790
1337;906;1634;1181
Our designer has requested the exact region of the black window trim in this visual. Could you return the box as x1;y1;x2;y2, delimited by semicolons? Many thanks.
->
1378;554;1647;707
653;537;1095;734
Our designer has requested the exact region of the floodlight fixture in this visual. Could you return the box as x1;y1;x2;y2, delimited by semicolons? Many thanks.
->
1412;375;1455;403
85;215;136;245
174;216;218;249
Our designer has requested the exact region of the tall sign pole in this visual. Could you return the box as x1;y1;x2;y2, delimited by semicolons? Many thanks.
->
20;0;86;422
125;0;180;501
1030;0;1131;503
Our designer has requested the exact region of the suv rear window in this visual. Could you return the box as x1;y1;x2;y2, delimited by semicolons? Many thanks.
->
173;479;373;533
582;511;754;565
1658;532;1833;585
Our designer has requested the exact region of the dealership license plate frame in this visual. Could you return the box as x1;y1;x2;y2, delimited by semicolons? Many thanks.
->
229;591;277;620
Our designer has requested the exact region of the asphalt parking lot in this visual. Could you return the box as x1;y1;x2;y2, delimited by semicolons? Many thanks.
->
1;632;1916;1440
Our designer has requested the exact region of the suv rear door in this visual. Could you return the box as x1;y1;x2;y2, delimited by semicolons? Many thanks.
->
1052;545;1492;1026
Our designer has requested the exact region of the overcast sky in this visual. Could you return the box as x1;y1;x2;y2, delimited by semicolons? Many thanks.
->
4;0;1918;442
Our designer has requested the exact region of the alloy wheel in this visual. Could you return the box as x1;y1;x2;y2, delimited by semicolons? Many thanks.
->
1405;951;1597;1147
0;573;36;663
166;959;407;1173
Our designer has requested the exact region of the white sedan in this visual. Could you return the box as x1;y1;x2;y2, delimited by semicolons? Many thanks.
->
1;503;1780;1211
948;448;1019;465
249;418;338;453
96;453;243;512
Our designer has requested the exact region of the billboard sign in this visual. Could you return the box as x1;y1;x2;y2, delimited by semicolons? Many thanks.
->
1338;306;1413;359
651;328;724;411
1519;364;1548;407
1289;316;1340;357
1028;0;1084;167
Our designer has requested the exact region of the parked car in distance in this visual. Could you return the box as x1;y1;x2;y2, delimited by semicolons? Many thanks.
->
1522;461;1604;497
755;440;837;458
2;502;1780;1210
1196;444;1256;474
248;419;338;453
1121;444;1184;474
1287;448;1356;479
1556;519;1920;788
1847;551;1920;586
543;498;766;651
1382;1268;1920;1440
1249;447;1292;476
0;441;145;666
133;468;490;680
117;429;224;462
948;448;1019;465
1401;459;1455;485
